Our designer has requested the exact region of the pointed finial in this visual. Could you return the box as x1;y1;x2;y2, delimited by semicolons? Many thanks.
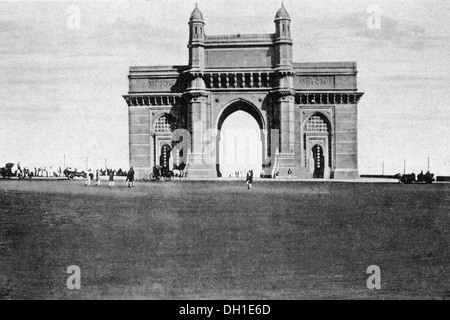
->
190;2;204;22
275;0;290;21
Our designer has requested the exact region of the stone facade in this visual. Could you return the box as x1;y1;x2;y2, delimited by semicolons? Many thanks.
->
124;4;363;179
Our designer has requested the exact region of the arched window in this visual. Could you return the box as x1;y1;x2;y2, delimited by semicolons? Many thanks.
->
154;114;171;133
305;114;329;132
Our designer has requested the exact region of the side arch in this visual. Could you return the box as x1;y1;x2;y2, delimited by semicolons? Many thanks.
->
302;112;333;179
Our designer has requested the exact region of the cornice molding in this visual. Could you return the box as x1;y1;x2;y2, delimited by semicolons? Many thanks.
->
295;92;364;104
123;94;181;107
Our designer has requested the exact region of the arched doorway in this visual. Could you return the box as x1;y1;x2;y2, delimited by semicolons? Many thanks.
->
160;144;171;168
312;144;325;178
216;101;265;178
304;113;332;179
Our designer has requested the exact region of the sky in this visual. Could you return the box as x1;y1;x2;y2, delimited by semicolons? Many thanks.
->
0;0;449;174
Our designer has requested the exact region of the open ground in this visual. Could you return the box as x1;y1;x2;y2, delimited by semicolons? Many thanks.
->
1;179;450;299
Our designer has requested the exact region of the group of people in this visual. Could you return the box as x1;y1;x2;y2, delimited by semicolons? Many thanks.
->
1;163;63;179
84;167;135;188
34;166;62;177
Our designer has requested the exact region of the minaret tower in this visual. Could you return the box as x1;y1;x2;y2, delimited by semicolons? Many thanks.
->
188;3;206;89
185;4;213;177
273;1;293;86
272;2;298;177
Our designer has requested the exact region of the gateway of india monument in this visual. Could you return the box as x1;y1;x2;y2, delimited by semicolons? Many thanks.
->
123;3;364;179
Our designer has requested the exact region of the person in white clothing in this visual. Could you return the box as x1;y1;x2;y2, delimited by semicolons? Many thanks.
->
85;169;91;186
95;169;101;187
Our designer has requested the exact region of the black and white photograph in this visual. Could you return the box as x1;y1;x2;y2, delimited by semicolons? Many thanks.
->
0;0;450;303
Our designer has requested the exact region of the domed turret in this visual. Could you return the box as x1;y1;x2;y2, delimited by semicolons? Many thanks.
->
190;3;204;23
274;1;291;39
275;2;291;21
273;1;293;68
188;3;205;70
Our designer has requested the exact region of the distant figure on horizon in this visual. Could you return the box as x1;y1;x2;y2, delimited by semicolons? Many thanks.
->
108;170;114;187
127;167;135;187
95;169;101;187
85;169;91;186
288;168;292;179
418;170;424;182
246;169;253;190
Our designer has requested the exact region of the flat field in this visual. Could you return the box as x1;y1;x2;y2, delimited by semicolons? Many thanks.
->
0;179;449;299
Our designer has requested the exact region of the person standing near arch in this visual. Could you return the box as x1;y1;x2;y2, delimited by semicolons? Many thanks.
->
246;169;253;189
95;169;101;187
127;167;135;187
85;169;91;186
108;169;115;187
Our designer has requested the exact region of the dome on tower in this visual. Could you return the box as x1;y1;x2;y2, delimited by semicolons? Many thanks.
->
275;2;291;21
190;3;204;22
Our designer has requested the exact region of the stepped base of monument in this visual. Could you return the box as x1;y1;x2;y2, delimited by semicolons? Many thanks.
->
273;153;302;178
185;164;216;178
333;169;360;180
134;168;150;180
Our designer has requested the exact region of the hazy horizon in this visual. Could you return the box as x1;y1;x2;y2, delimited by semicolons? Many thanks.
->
0;0;449;175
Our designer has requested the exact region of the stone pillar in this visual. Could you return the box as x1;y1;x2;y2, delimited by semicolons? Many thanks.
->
274;92;299;178
334;100;360;179
186;91;215;178
279;94;295;154
271;67;298;178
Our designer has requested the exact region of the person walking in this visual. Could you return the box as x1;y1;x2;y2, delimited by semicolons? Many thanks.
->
127;167;135;187
95;169;101;187
85;169;91;186
288;168;292;179
108;169;114;187
246;169;253;190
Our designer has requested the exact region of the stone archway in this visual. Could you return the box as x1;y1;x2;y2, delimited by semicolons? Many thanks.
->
216;100;265;178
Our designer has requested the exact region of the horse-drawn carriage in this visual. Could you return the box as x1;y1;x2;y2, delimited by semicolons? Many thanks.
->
63;168;87;180
397;171;434;184
0;163;31;179
150;166;174;181
1;163;16;179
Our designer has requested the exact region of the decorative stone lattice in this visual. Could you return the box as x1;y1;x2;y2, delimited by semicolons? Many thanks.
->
306;114;329;132
154;115;171;133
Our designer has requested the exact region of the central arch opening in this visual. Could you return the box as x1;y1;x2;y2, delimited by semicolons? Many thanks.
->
217;101;264;178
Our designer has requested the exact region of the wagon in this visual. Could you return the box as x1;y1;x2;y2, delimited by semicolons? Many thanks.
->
150;166;174;181
399;172;434;184
1;163;16;179
63;168;87;180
